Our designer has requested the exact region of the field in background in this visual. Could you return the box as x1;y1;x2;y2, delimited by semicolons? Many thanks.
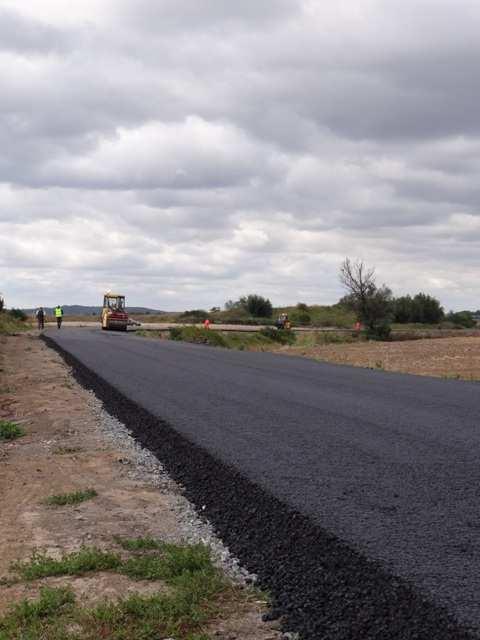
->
284;335;480;380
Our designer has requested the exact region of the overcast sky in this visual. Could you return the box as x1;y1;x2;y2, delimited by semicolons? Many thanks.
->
1;1;479;310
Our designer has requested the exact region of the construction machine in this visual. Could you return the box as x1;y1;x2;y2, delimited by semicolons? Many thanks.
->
101;292;128;331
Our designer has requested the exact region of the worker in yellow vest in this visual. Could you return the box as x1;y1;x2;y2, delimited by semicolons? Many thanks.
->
54;305;64;329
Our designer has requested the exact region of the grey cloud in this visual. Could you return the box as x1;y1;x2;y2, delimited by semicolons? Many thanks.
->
0;8;68;54
2;1;480;310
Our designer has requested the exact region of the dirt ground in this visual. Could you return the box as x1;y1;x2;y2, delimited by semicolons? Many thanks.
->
0;334;280;639
284;335;480;379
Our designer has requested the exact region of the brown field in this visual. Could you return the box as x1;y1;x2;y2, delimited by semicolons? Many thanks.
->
283;336;480;380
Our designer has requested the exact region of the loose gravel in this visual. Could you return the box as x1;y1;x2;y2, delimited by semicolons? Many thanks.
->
43;334;478;640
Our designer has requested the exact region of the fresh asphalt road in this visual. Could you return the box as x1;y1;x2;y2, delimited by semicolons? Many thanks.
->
47;328;480;629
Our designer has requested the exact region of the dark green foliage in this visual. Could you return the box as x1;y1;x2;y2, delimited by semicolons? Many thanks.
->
446;310;476;328
243;294;273;318
169;326;229;347
0;421;25;441
290;310;311;326
260;327;296;345
9;308;28;321
394;293;444;324
296;302;309;312
366;323;392;341
177;309;209;323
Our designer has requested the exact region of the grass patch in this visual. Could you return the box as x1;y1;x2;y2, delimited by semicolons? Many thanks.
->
4;542;231;640
44;488;98;506
0;421;25;441
0;310;31;335
12;547;122;581
114;536;163;552
120;543;215;582
0;586;75;639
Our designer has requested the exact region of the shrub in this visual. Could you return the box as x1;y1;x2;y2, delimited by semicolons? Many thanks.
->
260;327;296;345
291;310;311;326
446;311;476;328
177;309;209;323
296;302;309;312
366;323;392;341
169;326;229;347
9;308;28;321
0;421;25;440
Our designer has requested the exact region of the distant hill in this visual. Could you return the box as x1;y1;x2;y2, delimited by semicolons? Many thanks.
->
22;305;166;316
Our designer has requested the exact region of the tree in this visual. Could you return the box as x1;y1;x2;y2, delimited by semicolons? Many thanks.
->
243;294;273;318
339;258;393;339
446;310;476;328
393;295;413;323
393;293;444;324
0;294;4;313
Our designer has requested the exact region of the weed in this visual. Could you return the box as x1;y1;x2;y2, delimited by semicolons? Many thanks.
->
375;361;384;369
52;446;82;455
44;488;97;506
0;587;75;639
114;536;163;551
4;542;234;640
259;327;296;345
0;421;25;441
12;547;122;580
121;543;215;582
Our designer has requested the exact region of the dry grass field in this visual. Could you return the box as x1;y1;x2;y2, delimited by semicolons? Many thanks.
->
283;336;480;380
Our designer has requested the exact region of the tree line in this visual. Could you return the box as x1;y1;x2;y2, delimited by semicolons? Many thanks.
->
339;258;476;339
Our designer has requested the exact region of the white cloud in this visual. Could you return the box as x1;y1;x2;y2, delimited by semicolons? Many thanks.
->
1;1;480;310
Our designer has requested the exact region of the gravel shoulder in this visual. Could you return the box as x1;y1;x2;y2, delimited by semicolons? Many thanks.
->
0;334;280;639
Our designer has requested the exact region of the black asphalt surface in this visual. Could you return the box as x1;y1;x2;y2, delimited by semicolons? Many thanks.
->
46;328;480;637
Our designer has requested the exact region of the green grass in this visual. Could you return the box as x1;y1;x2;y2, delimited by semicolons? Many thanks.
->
3;541;230;640
114;536;164;552
121;543;215;582
44;488;98;506
11;547;122;581
0;421;25;441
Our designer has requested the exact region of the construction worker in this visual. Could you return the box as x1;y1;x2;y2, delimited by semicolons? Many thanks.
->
35;307;45;330
54;305;64;329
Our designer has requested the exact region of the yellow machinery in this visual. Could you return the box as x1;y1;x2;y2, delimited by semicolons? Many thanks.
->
101;292;128;331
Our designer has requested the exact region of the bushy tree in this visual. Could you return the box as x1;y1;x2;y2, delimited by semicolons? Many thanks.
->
393;295;413;323
393;293;444;324
233;294;273;317
339;258;393;339
0;294;4;313
446;310;476;328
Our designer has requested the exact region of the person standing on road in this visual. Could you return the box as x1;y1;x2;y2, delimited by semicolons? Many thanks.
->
35;307;45;330
54;305;64;329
